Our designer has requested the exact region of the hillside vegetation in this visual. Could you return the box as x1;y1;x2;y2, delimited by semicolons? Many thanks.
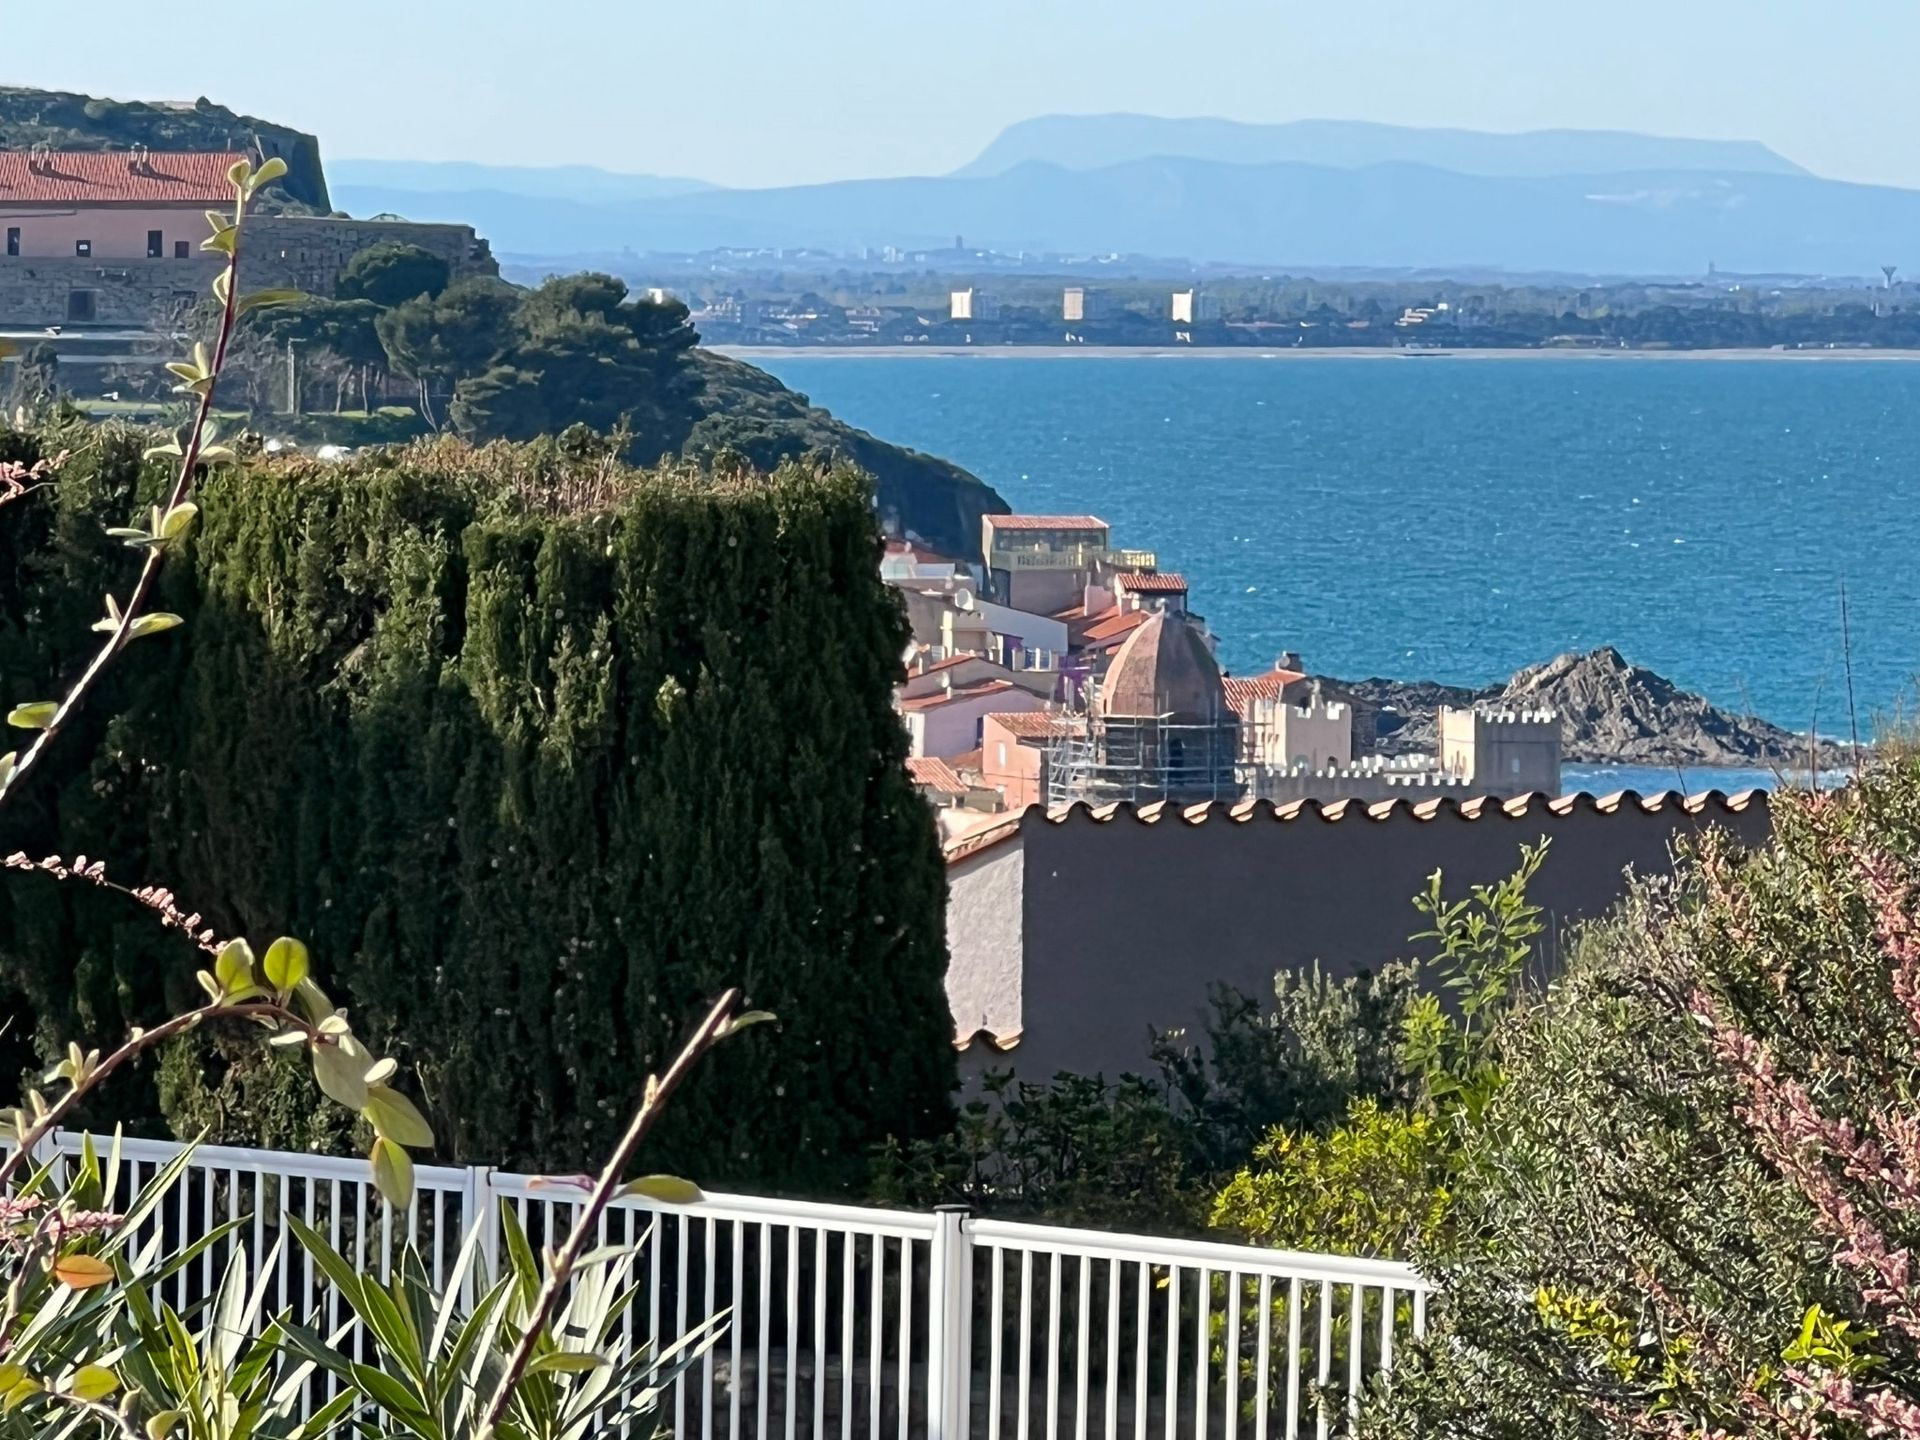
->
241;265;1008;558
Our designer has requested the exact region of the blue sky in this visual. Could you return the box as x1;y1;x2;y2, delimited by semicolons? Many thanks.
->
11;0;1915;189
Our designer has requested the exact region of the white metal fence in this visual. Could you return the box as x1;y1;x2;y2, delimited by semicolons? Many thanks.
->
17;1130;1429;1439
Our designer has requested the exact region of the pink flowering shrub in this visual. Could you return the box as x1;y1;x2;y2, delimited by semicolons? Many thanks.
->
1365;757;1920;1440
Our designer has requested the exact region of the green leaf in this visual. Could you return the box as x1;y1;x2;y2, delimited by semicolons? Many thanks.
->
263;936;310;993
214;938;255;996
202;226;237;256
0;753;14;790
364;1057;398;1086
128;613;185;639
161;502;199;538
146;1409;184;1440
66;1366;117;1402
312;1035;370;1110
0;1366;22;1394
226;159;252;188
7;702;57;730
143;442;184;461
250;157;289;190
239;288;306;316
616;1174;704;1205
724;1009;778;1035
362;1085;433;1149
525;1351;610;1375
369;1137;414;1209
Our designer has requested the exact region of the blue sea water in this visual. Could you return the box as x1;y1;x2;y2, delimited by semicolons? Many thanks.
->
760;354;1920;764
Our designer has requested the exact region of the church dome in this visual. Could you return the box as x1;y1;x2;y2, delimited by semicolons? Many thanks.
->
1098;612;1229;722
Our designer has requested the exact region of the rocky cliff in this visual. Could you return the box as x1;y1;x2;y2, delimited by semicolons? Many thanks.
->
1329;646;1848;770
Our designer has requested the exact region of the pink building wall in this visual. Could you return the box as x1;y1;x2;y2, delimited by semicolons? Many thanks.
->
1;204;211;260
906;688;1046;759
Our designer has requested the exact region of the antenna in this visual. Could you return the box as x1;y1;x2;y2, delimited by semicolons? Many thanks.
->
1884;265;1900;290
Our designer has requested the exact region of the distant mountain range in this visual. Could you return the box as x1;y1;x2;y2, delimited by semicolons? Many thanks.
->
333;116;1914;278
330;159;713;205
954;114;1810;181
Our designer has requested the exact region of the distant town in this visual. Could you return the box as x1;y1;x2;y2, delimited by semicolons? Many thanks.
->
548;251;1920;352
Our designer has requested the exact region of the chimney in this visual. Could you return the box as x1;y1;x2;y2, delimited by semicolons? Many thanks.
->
1278;651;1302;672
940;672;953;696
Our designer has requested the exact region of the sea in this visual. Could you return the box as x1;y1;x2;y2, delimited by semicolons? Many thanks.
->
753;352;1920;793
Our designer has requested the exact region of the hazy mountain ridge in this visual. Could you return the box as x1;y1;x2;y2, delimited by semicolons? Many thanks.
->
426;154;1920;277
956;114;1810;180
331;159;714;203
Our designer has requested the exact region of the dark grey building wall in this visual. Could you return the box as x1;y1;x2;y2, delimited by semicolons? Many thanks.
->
1012;794;1771;1079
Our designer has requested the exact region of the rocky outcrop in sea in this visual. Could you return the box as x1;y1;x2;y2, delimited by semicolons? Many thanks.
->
1326;646;1850;771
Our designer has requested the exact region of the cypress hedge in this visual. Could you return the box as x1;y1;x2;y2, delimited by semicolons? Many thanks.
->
0;426;954;1192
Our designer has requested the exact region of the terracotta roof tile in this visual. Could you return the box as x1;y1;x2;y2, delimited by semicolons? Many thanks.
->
1116;571;1189;593
949;788;1770;863
983;514;1108;531
1222;669;1307;710
907;757;968;796
983;711;1079;741
897;679;1017;712
0;151;247;205
1081;609;1151;645
954;1026;1023;1053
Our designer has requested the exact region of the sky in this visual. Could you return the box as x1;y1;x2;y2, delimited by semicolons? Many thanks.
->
8;0;1919;191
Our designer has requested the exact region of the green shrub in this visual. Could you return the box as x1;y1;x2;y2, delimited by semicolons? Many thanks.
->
1366;761;1920;1439
0;425;953;1192
1211;1100;1451;1259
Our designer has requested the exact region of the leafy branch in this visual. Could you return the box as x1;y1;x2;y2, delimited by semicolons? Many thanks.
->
473;988;765;1440
0;156;302;809
0;854;433;1208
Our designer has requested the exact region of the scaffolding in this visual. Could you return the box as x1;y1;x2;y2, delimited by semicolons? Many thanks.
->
1043;692;1243;809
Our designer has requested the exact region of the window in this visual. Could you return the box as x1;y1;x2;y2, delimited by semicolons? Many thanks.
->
997;743;1007;768
66;290;96;323
74;240;91;258
4;228;18;257
147;230;163;258
174;240;189;259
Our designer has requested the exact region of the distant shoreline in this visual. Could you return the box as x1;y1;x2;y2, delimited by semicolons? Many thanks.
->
711;344;1920;362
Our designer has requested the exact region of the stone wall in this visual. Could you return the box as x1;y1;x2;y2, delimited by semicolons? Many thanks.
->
0;255;216;327
245;216;496;295
949;790;1773;1082
0;217;496;328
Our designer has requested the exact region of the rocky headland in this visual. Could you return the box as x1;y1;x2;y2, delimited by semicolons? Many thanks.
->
1325;646;1851;772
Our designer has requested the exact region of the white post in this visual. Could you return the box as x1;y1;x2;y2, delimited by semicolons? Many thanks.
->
926;1204;973;1440
461;1165;498;1309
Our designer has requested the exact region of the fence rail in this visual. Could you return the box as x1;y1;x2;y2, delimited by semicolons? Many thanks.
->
14;1130;1427;1439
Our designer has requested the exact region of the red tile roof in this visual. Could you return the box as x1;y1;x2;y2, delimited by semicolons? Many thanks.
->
1222;669;1307;711
950;748;985;773
0;151;246;205
983;712;1080;741
983;514;1108;531
907;757;969;796
897;679;1017;712
1116;571;1189;593
1081;609;1151;646
942;788;1770;864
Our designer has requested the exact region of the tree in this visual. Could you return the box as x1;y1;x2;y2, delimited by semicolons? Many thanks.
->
0;431;956;1191
6;343;60;417
377;277;521;426
450;364;551;441
336;241;451;308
